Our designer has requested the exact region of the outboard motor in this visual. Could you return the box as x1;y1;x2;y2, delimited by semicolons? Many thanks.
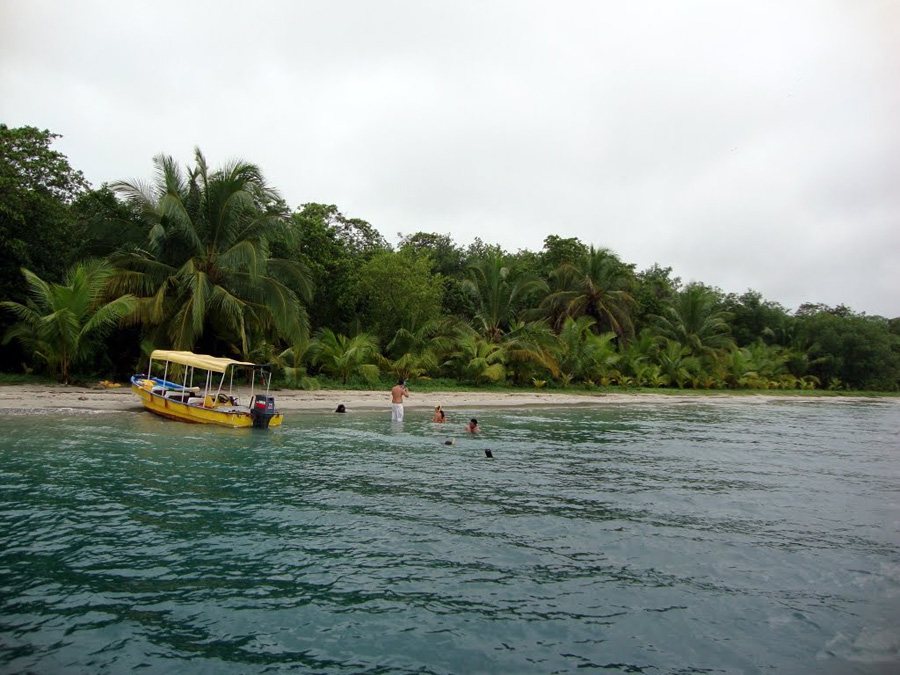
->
250;395;277;429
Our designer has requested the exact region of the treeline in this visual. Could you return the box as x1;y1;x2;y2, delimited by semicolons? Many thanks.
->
2;124;899;391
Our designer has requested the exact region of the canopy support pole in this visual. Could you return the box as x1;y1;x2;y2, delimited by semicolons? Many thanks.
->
214;371;225;402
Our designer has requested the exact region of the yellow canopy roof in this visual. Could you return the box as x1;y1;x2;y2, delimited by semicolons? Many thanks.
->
149;350;256;374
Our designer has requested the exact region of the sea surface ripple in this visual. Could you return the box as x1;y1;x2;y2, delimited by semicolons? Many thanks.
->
1;399;898;674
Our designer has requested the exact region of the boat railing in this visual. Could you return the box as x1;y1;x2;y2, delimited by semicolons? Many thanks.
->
139;357;273;412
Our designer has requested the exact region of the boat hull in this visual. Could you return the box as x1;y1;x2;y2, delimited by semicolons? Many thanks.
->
131;380;283;428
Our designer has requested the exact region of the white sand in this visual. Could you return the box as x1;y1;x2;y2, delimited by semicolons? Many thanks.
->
0;382;890;415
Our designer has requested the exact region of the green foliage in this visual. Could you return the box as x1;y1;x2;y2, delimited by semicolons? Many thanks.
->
633;264;679;332
398;232;473;318
398;232;465;277
386;317;458;380
320;205;389;256
0;125;90;370
1;260;136;382
462;254;547;342
71;184;145;258
464;237;505;261
443;328;506;384
721;290;791;347
797;309;900;390
308;328;380;384
555;316;618;383
358;249;444;342
715;342;792;389
541;246;636;340
539;235;587;276
653;283;735;358
282;204;369;334
620;329;659;379
272;331;319;389
1;124;897;393
656;339;699;388
501;319;560;385
0;125;87;279
0;371;57;385
109;149;311;355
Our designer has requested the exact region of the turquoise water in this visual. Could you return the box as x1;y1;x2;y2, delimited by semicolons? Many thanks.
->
1;400;898;674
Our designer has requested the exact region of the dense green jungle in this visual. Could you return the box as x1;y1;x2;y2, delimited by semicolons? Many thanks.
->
2;124;898;392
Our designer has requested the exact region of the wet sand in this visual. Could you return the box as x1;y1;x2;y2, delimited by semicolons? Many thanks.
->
0;383;888;415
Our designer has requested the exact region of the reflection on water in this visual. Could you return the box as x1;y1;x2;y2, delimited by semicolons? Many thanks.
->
1;400;899;674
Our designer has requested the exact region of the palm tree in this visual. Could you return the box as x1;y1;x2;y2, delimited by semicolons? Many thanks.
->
308;328;380;384
541;246;636;342
110;149;311;355
501;320;560;385
386;317;458;380
555;316;618;383
462;254;547;343
2;261;137;383
717;348;756;389
653;283;734;358
443;328;506;384
631;362;664;388
656;339;699;388
717;342;791;389
273;331;318;389
620;328;659;380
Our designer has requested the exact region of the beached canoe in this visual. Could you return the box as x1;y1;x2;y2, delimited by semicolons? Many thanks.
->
131;350;283;428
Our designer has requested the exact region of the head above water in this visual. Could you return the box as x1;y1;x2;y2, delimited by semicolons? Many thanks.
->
470;418;478;425
335;404;346;413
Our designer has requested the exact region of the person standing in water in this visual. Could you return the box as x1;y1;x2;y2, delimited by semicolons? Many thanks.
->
390;379;409;421
466;418;481;433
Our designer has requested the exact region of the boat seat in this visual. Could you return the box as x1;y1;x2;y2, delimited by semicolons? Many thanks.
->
187;397;205;406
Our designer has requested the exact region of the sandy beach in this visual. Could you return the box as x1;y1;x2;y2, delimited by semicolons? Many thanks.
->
0;382;890;415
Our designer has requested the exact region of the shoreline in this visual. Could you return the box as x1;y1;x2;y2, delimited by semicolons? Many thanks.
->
0;383;895;415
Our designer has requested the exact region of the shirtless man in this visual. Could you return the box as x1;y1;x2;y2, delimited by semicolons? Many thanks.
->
390;379;409;421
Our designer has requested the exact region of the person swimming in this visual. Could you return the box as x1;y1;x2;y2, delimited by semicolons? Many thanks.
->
335;404;347;413
465;418;481;433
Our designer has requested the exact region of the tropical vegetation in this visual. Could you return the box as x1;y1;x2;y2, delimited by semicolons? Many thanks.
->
2;124;899;392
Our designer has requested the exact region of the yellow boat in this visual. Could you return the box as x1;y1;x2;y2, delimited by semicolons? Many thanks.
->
131;350;283;428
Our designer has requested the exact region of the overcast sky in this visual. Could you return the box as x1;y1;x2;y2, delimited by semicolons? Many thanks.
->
2;0;898;316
